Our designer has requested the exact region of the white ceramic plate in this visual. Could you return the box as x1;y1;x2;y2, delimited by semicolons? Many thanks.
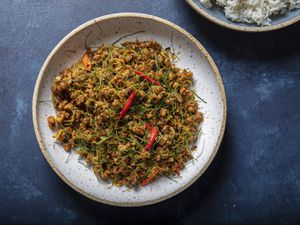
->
32;13;226;206
186;0;300;32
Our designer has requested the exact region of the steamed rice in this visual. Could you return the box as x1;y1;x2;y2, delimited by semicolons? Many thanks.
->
200;0;300;26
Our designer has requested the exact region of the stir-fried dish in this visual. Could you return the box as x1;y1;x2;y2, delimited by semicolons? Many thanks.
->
47;40;203;187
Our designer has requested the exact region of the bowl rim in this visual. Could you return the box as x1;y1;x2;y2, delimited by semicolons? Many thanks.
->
32;12;227;207
185;0;300;32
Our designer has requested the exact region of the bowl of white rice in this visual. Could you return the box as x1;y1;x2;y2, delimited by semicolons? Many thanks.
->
186;0;300;32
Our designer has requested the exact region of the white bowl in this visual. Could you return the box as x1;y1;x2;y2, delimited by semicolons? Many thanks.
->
32;13;226;206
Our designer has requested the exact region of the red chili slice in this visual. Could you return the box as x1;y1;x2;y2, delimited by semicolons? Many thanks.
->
118;91;136;121
144;127;158;151
135;71;160;86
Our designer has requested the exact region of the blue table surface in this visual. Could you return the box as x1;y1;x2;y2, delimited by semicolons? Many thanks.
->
1;0;300;224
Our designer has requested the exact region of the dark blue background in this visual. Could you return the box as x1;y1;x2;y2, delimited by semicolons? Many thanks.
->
1;0;300;224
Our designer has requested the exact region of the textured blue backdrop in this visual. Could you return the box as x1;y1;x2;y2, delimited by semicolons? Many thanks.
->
1;0;300;224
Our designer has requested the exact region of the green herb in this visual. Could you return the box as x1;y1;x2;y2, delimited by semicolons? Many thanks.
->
191;90;207;104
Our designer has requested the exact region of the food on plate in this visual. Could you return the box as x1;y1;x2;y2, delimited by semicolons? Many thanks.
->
200;0;300;26
47;40;203;187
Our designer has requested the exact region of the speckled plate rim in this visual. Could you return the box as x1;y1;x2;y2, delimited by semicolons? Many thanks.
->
185;0;300;32
32;13;227;207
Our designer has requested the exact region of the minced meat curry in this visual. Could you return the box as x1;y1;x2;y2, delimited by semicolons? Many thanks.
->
47;40;203;187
